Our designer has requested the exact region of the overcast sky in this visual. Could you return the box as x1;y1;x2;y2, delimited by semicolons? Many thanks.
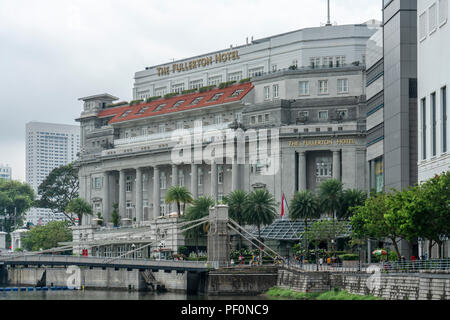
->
0;0;382;182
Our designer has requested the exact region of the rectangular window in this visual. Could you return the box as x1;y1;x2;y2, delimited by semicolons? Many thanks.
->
178;170;184;186
310;57;321;68
160;172;166;190
235;112;243;122
337;79;349;93
318;111;329;121
176;121;184;130
265;114;270;123
248;67;264;78
258;115;263;123
319;80;328;94
215;114;223;125
273;84;279;98
198;168;203;186
189;79;203;90
141;127;148;136
93;177;102;189
218;166;223;185
422;98;427;160
228;72;242;82
432;92;437;156
271;64;277;72
299;81;309;95
160;198;166;217
430;3;438;33
442;86;447;153
335;56;345;67
250;116;256;124
208;76;222;87
158;124;166;133
171;83;185;94
419;12;428;40
264;86;270;100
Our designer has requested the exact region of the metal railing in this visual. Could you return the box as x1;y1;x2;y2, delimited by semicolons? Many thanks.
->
282;259;450;273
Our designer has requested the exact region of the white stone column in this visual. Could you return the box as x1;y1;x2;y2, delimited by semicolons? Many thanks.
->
171;164;178;213
103;172;110;224
172;165;178;187
119;169;126;219
153;166;160;219
191;163;198;199
333;150;341;181
298;152;307;190
211;160;218;202
232;163;240;191
135;167;143;224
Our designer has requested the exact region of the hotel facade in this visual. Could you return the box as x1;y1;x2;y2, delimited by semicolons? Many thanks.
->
74;22;379;257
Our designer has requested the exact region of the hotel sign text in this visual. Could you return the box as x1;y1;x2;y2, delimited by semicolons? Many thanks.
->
157;50;241;77
288;139;356;147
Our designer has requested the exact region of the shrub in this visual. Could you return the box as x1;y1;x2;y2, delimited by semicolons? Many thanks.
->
218;81;237;89
145;96;161;103
129;99;143;106
181;89;198;95
338;254;360;261
164;93;178;99
239;78;251;84
199;85;216;93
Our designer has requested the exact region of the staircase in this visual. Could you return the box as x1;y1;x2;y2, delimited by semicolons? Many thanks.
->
140;270;165;292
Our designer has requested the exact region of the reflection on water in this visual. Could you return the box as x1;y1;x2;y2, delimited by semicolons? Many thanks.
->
0;289;267;301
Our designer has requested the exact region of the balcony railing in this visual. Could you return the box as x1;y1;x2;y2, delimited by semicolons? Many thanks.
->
114;122;232;147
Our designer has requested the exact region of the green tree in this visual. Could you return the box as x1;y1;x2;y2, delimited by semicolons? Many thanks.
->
306;219;348;261
289;190;321;258
337;189;367;220
36;163;79;225
165;186;193;216
351;193;405;258
0;179;35;233
65;198;93;226
223;190;248;250
22;221;72;252
111;203;120;227
243;189;277;243
318;179;343;220
181;197;214;256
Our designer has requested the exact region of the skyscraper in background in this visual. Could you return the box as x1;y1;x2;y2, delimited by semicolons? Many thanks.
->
0;164;12;181
25;122;80;226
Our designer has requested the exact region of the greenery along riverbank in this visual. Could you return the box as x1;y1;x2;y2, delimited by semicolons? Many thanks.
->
266;287;381;300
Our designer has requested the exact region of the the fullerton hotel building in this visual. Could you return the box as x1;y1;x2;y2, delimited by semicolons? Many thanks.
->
73;21;379;256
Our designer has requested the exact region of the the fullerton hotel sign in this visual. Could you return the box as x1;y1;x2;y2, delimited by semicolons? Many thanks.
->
157;50;240;77
288;138;356;147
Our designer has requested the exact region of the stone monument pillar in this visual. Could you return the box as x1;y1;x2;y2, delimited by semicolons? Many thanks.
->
0;232;7;251
207;205;230;268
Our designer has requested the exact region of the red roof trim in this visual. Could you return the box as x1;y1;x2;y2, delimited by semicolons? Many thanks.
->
98;82;253;124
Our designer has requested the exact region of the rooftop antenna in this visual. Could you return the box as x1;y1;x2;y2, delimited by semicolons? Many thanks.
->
326;0;332;26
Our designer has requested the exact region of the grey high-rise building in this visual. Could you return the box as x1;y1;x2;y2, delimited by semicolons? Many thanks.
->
383;0;418;191
26;122;80;225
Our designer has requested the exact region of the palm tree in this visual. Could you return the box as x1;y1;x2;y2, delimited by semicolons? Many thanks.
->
223;190;248;250
65;197;93;226
318;179;344;220
337;189;367;220
165;186;193;216
181;196;214;256
290;190;321;259
243;189;277;245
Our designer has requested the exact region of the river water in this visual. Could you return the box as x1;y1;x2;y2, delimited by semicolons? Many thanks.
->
0;289;267;300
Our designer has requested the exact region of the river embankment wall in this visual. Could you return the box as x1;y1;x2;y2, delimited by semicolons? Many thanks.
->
277;267;450;300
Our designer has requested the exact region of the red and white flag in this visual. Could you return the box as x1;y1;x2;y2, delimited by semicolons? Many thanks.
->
281;193;289;219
